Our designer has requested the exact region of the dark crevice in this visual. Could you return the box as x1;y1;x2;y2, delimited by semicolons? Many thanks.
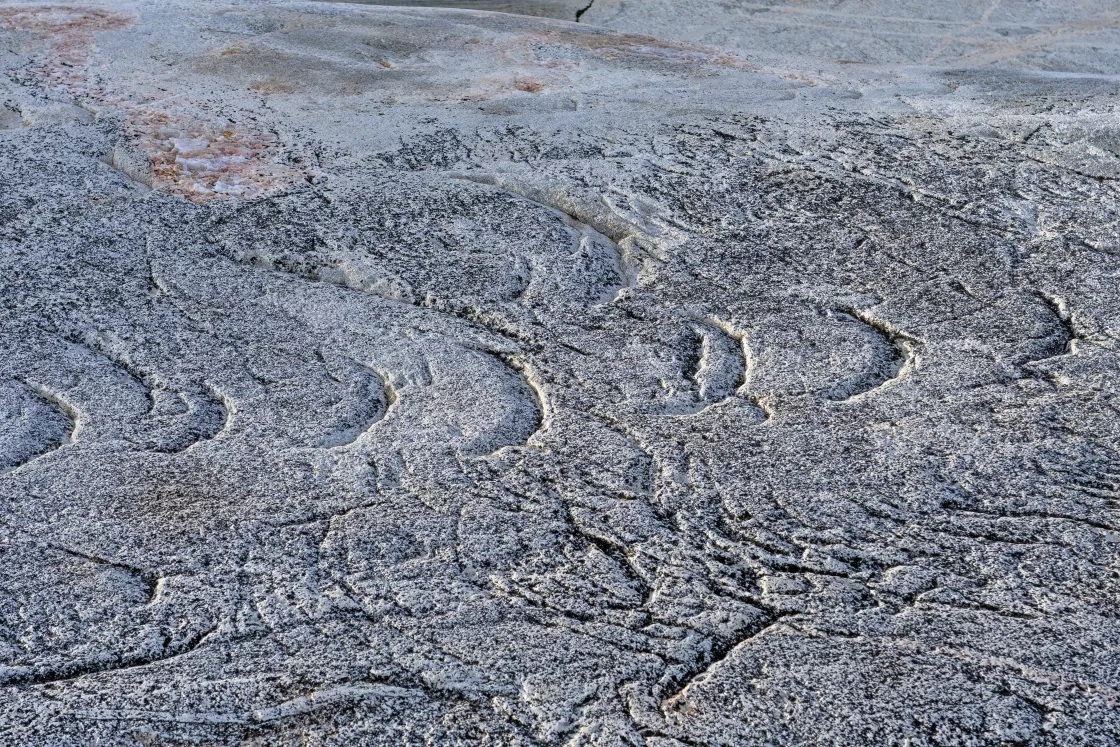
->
660;614;794;710
580;529;653;606
478;348;549;451
1;623;219;689
830;306;920;401
2;378;78;475
53;544;161;604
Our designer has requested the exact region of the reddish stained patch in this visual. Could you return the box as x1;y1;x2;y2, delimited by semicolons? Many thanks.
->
0;5;128;31
0;6;133;94
1;5;303;201
514;76;543;93
129;108;300;201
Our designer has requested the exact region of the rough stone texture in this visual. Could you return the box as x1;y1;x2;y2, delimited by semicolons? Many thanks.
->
581;0;1120;70
1;1;1119;745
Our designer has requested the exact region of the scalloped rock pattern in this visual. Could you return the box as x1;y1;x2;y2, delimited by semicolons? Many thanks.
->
1;1;1120;745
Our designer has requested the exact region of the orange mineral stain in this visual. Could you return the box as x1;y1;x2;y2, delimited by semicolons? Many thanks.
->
1;5;303;201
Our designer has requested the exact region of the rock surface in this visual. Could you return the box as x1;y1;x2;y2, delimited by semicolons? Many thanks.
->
1;1;1119;745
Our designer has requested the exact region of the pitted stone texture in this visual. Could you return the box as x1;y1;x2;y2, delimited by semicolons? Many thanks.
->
0;1;1118;745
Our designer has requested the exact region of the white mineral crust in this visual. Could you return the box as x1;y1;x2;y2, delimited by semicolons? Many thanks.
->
1;0;1119;744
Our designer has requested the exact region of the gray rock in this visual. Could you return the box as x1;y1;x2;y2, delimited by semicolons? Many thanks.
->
0;1;1118;744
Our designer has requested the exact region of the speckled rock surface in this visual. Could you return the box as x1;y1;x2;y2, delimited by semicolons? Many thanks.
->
1;1;1119;745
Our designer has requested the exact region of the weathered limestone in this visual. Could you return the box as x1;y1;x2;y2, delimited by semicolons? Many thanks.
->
1;1;1119;744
